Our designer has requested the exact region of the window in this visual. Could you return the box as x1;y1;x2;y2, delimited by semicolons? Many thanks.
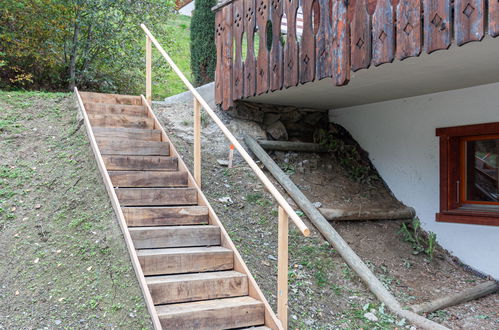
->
436;122;499;226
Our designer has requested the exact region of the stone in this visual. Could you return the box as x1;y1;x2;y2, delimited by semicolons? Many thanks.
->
280;110;303;124
262;113;281;127
313;202;322;208
303;111;327;125
227;105;264;123
266;121;288;140
217;159;229;166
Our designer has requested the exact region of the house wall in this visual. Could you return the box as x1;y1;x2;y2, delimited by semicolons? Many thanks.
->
329;82;499;279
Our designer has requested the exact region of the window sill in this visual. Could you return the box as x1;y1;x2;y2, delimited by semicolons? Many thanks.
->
436;210;499;226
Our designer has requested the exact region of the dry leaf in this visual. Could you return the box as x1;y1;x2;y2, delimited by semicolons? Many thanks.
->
57;263;62;267
58;297;65;302
87;266;92;272
33;258;39;264
56;250;62;254
15;290;19;296
11;207;16;212
35;204;41;209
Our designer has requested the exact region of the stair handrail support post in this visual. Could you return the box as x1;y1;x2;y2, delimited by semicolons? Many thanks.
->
277;206;289;329
146;35;152;105
194;97;202;186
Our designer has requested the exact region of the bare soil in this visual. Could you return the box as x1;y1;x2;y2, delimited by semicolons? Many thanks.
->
0;92;151;329
154;100;499;330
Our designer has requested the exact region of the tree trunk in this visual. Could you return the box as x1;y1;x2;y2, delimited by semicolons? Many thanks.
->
68;19;80;91
319;207;415;221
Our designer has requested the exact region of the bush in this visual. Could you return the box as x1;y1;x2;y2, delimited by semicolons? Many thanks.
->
0;0;175;93
190;0;216;86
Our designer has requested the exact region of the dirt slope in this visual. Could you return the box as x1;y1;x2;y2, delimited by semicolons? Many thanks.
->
154;100;499;330
0;92;151;329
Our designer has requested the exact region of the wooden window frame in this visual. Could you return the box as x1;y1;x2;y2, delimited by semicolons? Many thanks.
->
436;122;499;226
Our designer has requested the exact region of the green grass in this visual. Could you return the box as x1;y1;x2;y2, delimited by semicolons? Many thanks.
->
152;14;192;100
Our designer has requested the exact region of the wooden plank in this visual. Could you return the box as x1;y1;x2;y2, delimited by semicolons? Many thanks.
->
85;103;148;116
490;0;499;37
300;0;316;83
222;4;234;110
283;0;299;88
395;0;422;60
215;10;224;105
316;0;333;80
146;271;248;305
194;99;202;186
277;207;288;328
243;0;257;97
146;35;152;105
137;246;234;275
92;127;161;141
455;0;484;46
129;225;221;249
79;91;142;105
96;139;170;156
116;187;198;206
332;0;350;86
423;0;451;53
102;155;178;171
372;0;395;66
270;0;284;91
74;89;162;329
233;0;245;99
122;206;209;226
108;171;188;187
88;114;154;129
350;0;371;71
156;296;265;330
256;0;270;94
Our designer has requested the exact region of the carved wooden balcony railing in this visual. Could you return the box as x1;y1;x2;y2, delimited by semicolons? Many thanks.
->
214;0;499;110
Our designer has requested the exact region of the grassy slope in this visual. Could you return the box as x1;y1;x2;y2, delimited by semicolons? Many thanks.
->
153;14;192;100
0;91;151;328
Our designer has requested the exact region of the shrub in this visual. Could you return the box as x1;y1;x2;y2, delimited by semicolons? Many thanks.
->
190;0;216;86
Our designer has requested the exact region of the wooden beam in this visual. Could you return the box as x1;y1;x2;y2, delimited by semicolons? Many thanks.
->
193;98;202;186
257;140;329;153
146;35;152;105
320;207;416;221
277;206;288;329
244;135;449;330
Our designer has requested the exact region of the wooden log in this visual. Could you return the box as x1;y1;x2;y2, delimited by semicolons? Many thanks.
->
320;207;416;221
257;140;329;153
410;281;499;314
244;135;449;330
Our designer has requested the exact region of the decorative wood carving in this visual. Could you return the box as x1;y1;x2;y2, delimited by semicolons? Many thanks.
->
215;11;224;105
396;0;422;60
222;4;234;110
372;0;395;66
270;0;284;91
350;0;371;71
455;0;484;46
283;0;300;87
332;0;350;85
300;0;316;83
233;0;245;100
256;0;270;94
423;0;451;53
490;0;499;37
243;0;257;97
316;0;333;80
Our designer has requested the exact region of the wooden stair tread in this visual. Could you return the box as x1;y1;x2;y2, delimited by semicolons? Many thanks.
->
137;246;234;275
93;127;161;141
123;206;209;226
80;91;142;105
116;187;198;206
102;155;178;171
85;102;148;116
88;113;154;129
129;225;220;249
109;171;187;187
145;271;248;304
97;139;170;156
155;297;265;330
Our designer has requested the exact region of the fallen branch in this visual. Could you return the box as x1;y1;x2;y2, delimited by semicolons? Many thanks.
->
244;135;449;330
410;280;498;314
257;139;329;153
320;207;415;221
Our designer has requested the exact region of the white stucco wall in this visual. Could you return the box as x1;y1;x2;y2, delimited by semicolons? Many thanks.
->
330;82;499;279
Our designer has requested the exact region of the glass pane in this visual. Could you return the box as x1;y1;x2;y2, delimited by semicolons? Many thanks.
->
465;138;499;202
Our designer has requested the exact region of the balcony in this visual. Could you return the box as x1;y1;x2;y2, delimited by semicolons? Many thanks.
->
213;0;499;109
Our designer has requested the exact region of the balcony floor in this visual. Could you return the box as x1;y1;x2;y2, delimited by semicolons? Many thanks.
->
246;37;499;109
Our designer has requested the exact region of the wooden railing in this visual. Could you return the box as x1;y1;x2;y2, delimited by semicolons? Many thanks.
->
213;0;499;110
141;24;310;329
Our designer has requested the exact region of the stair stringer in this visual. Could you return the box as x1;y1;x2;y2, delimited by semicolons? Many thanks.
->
75;89;163;329
141;95;283;330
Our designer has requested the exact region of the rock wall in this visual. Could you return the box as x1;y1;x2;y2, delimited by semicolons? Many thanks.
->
226;101;329;142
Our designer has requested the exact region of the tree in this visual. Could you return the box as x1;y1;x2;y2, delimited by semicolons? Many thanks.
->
0;0;175;92
190;0;216;86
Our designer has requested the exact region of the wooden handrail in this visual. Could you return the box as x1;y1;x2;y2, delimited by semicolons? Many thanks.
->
140;23;310;237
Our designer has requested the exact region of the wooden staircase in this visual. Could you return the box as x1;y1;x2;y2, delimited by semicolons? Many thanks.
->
77;91;280;330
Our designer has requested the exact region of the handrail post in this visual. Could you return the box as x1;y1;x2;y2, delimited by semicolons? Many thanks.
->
193;98;202;186
146;35;152;105
277;206;289;329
